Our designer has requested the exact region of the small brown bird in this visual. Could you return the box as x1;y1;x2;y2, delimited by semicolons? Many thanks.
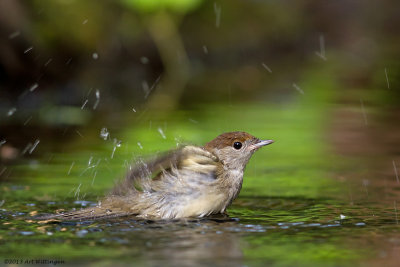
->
46;132;273;221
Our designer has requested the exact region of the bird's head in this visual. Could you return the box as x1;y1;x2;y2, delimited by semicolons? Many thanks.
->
204;131;274;170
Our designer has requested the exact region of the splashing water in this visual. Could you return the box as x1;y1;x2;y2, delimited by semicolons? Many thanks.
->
158;127;166;139
292;83;305;94
384;68;390;89
315;34;327;60
29;83;38;92
93;89;100;110
24;47;33;54
44;58;52;67
111;139;122;159
81;99;88;109
8;31;20;39
214;2;221;28
68;162;75;175
7;108;17;117
203;45;208;54
28;139;40;154
100;128;110;140
262;63;272;73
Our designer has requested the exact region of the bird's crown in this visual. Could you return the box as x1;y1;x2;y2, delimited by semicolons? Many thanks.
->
204;131;259;151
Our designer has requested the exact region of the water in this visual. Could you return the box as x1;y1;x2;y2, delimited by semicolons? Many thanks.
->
1;102;400;266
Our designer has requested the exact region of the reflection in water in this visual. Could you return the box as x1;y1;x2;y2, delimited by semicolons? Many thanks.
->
136;219;244;266
330;105;400;266
61;217;245;266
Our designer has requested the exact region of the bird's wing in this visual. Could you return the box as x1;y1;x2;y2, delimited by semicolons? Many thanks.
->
111;146;219;195
36;147;219;221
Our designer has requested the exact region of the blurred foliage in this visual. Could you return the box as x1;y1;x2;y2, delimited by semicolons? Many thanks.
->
121;0;202;13
1;0;398;115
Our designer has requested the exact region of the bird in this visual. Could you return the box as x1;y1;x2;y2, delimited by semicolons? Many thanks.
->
41;131;274;221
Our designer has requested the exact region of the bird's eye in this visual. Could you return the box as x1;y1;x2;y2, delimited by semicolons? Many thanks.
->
233;142;242;150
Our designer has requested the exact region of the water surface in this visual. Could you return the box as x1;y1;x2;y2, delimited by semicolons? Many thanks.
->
1;101;400;266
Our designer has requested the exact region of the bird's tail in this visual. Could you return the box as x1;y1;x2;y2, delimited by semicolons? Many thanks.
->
36;206;134;221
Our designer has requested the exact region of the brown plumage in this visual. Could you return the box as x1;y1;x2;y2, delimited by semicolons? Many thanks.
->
39;132;273;221
204;131;258;150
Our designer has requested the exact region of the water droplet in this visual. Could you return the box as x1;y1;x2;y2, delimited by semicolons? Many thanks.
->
29;139;40;154
158;127;166;139
292;83;305;95
111;139;122;158
203;45;208;54
24;46;33;54
140;57;149;64
75;130;84;138
261;63;272;73
68;161;75;175
29;83;38;92
7;108;17;116
100;128;109;140
93;89;100;110
44;58;52;66
81;99;88;109
88;156;93;166
114;138;122;147
214;3;221;28
8;30;20;39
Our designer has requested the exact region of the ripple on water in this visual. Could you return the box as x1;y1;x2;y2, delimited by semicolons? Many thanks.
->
19;231;34;236
73;200;96;207
76;229;89;237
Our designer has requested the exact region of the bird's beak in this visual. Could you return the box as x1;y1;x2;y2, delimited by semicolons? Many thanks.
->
249;139;274;151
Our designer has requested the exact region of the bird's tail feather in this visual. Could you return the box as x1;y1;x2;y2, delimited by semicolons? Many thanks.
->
36;206;135;221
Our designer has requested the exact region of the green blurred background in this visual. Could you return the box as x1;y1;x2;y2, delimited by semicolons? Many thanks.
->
0;0;399;139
